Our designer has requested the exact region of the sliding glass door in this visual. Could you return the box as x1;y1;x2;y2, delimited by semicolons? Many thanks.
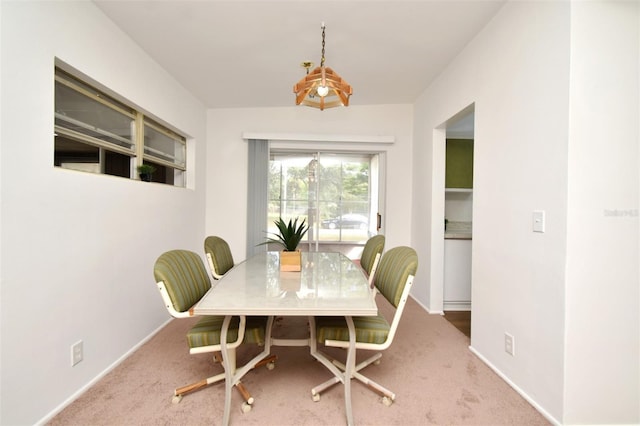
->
268;151;381;250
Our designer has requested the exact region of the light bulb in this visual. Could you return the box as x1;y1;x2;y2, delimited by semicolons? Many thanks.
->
317;85;329;97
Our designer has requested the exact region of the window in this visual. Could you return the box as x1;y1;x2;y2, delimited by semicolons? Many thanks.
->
54;67;186;186
268;151;380;243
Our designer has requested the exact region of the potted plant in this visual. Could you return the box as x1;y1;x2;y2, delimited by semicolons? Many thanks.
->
137;164;156;182
260;217;308;271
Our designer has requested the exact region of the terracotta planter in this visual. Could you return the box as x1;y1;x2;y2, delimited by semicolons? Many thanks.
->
280;250;301;272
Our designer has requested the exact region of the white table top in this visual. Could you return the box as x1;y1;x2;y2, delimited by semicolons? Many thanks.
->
194;251;377;317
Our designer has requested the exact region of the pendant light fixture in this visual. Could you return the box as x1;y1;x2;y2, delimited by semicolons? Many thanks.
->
293;23;352;110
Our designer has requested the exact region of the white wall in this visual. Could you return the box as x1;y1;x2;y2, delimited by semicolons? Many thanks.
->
206;105;414;261
412;1;639;424
413;1;570;422
0;2;207;424
564;2;639;423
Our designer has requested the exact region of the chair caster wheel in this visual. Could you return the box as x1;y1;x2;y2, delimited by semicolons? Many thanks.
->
312;392;320;402
373;359;381;366
241;402;252;413
382;396;393;407
172;394;183;404
266;361;276;370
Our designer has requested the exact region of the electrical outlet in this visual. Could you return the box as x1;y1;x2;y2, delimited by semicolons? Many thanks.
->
504;333;515;356
71;340;83;366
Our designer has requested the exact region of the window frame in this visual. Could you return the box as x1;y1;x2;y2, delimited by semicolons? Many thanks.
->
268;149;383;245
54;66;187;187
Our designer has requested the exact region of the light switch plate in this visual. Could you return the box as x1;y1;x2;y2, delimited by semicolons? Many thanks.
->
533;210;545;233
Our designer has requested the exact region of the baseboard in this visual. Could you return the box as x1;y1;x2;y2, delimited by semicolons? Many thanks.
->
468;345;562;426
443;300;471;311
409;294;444;315
36;318;173;426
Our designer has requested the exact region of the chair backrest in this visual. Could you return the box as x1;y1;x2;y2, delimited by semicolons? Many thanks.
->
373;246;418;309
360;235;385;281
359;246;418;350
153;250;212;317
203;236;235;279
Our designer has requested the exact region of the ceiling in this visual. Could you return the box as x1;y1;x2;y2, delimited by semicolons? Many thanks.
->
93;1;505;109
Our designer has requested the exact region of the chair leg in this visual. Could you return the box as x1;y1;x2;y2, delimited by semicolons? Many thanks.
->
233;355;278;406
351;370;396;404
235;381;254;404
310;350;343;399
172;354;278;408
173;374;248;403
254;354;278;369
173;372;225;403
311;376;340;401
311;351;395;405
332;352;382;373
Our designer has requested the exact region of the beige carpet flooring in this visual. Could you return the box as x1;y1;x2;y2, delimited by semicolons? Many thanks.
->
49;296;549;425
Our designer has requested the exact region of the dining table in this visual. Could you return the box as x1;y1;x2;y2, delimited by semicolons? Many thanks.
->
193;250;378;425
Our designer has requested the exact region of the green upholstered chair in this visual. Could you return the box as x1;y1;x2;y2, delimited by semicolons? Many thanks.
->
358;234;385;286
204;236;235;279
153;249;273;412
310;246;418;406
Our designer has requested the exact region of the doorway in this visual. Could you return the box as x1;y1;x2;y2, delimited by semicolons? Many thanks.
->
443;311;471;338
442;106;474;338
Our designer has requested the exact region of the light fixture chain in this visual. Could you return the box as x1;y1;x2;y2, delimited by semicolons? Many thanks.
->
321;24;326;67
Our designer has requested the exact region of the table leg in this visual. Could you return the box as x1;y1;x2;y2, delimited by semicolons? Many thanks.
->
221;315;233;426
344;316;356;426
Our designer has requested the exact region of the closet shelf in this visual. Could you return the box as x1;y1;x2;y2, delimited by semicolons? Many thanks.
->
445;188;473;193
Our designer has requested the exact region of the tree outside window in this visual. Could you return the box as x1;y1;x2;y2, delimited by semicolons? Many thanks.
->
269;152;374;243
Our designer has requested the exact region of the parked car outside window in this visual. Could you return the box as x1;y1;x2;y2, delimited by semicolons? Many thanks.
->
321;214;369;230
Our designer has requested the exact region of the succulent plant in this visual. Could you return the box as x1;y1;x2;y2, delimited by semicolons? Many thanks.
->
260;217;308;251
